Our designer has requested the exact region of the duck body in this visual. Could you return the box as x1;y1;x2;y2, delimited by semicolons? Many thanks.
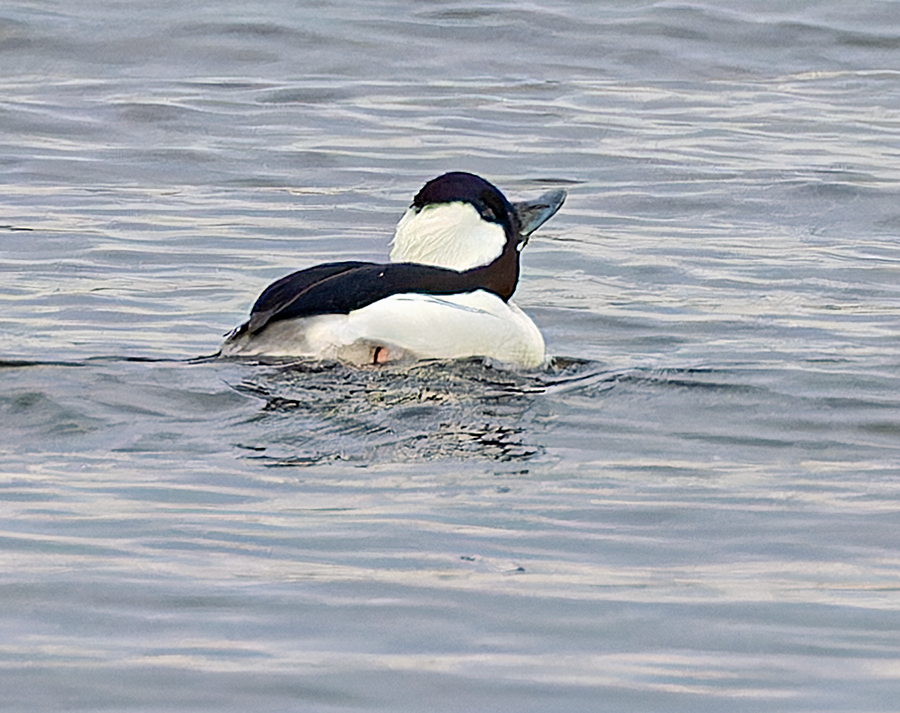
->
220;172;565;368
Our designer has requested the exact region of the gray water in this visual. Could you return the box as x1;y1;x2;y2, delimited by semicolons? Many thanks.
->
2;1;900;711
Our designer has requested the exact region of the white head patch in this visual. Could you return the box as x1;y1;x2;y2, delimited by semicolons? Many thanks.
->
389;202;507;271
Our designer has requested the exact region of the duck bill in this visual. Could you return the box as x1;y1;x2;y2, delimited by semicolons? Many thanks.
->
512;189;567;244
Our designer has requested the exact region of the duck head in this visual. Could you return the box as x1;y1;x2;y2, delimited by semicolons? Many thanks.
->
390;172;566;278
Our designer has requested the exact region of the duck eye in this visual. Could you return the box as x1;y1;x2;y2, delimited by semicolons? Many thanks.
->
478;191;505;223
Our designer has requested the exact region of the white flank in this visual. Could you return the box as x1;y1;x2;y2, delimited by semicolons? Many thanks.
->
389;202;507;270
222;291;545;368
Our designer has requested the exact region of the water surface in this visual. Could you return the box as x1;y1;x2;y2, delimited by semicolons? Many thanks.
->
2;1;900;711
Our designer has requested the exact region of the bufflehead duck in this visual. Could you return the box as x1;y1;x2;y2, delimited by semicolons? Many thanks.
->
220;172;565;367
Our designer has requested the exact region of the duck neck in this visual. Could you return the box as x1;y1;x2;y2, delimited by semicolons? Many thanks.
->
464;229;520;301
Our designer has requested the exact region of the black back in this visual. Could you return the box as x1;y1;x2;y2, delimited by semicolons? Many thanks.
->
235;259;505;338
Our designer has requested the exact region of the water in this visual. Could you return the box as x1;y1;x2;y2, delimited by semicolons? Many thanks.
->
2;1;900;710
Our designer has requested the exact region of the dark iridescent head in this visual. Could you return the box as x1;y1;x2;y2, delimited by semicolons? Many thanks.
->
390;172;565;271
